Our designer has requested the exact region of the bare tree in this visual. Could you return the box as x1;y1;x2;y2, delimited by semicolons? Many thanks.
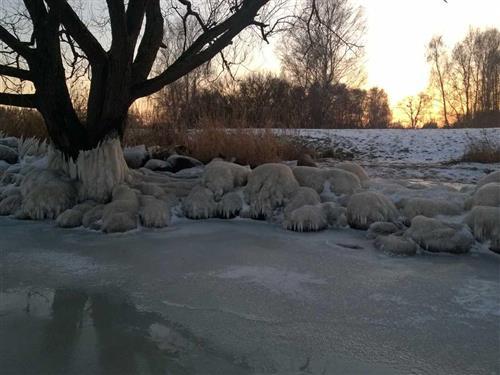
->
427;35;450;126
279;0;365;88
365;87;391;128
399;93;430;129
0;0;279;159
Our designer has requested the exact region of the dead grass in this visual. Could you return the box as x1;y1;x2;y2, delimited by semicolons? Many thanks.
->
125;118;311;167
0;107;47;139
461;130;500;163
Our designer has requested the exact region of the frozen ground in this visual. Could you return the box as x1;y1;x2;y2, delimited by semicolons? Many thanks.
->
283;128;500;184
1;217;499;375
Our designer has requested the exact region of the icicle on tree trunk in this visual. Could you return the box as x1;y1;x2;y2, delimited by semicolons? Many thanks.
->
0;0;272;202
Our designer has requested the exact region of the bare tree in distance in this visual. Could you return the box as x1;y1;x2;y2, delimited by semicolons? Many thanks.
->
399;93;431;129
279;0;366;88
427;35;450;126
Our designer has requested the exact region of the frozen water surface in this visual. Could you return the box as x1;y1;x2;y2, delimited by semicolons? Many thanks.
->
1;217;499;374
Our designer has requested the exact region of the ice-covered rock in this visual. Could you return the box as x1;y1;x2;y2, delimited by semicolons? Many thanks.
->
144;158;169;171
465;206;500;254
284;204;327;232
203;160;250;200
477;171;500;188
139;195;170;228
335;161;369;183
466;183;500;209
56;201;97;228
374;234;417;256
165;154;203;173
101;185;139;233
293;167;361;196
402;198;462;221
405;215;474;254
135;182;165;199
0;144;18;164
183;186;217;219
124;145;149;169
367;221;399;239
320;202;347;228
347;192;399;230
82;204;104;229
217;192;243;219
292;166;326;193
19;169;77;220
284;187;321;219
245;163;299;219
0;194;22;215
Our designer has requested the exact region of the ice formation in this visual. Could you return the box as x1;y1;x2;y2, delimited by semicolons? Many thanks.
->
402;198;462;221
366;221;399;239
323;168;361;195
19;169;77;220
101;185;139;233
465;206;500;253
82;204;104;230
284;204;327;232
217;192;243;219
183;186;218;219
284;187;321;219
466;183;500;209
346;192;399;229
374;234;417;256
203;160;250;200
139;195;170;228
48;138;130;203
292;166;327;193
405;215;474;254
245;163;299;219
56;201;97;228
0;194;22;215
477;171;500;188
335;161;369;184
320;202;347;228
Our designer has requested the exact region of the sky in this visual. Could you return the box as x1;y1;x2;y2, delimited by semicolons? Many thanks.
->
251;0;500;107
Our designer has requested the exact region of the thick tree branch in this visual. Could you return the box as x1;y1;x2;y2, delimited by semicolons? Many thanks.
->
126;0;146;48
0;65;32;81
0;25;34;59
131;0;163;84
0;92;37;108
132;0;269;99
44;0;106;63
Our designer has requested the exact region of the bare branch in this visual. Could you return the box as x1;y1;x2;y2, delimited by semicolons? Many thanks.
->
0;64;32;80
0;92;37;108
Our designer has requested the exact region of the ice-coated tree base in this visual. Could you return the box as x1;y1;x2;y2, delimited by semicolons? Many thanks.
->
48;138;130;203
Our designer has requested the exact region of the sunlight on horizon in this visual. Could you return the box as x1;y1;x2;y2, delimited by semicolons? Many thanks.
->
251;0;499;113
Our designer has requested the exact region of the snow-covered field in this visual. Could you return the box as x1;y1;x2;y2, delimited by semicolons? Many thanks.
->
284;128;500;184
1;218;499;375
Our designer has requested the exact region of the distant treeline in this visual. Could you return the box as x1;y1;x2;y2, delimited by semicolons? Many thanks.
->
143;73;392;130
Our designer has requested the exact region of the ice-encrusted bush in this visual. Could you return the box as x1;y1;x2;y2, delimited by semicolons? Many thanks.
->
465;206;500;253
346;192;399;230
320;202;347;228
284;187;321;219
292;166;326;193
19;169;77;220
139;195;170;228
367;221;399;239
245;163;299;219
101;185;139;233
183;186;218;219
284;204;327;232
217;192;243;219
17;137;47;159
0;194;22;215
405;215;474;254
203;160;250;200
